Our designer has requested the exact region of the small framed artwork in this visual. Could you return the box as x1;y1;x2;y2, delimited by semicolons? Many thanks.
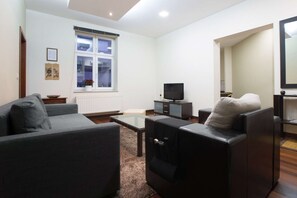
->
45;63;60;80
46;48;58;62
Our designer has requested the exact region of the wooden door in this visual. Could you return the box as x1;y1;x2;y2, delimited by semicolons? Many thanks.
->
19;27;26;98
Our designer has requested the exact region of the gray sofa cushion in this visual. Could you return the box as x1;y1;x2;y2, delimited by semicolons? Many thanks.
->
32;93;47;113
46;104;78;116
0;101;14;136
49;113;94;131
0;94;51;136
9;97;51;134
32;93;52;128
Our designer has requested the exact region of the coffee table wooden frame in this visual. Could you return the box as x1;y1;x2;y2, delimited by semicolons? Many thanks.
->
110;115;146;157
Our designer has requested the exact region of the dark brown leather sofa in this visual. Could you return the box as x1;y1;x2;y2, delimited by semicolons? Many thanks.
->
145;108;280;198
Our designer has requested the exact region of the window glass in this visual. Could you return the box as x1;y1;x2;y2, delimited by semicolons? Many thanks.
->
77;56;93;87
77;35;93;52
74;31;117;91
98;38;112;54
97;58;112;87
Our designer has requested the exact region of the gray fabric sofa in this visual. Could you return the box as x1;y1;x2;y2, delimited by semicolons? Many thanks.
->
0;94;120;198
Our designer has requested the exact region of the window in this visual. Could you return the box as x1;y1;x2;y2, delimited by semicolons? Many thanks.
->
74;26;119;91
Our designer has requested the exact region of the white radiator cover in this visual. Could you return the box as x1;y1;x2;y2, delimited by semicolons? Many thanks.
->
76;94;122;114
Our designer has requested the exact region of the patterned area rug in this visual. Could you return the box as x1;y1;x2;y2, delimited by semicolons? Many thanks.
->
281;138;297;151
116;126;156;198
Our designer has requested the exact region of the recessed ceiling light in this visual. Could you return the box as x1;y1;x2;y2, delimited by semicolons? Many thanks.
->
109;12;113;16
159;10;169;18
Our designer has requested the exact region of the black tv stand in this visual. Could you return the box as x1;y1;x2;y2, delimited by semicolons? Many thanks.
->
154;100;192;119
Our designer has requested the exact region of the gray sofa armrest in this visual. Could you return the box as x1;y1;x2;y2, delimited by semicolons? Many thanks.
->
0;122;120;197
45;103;78;116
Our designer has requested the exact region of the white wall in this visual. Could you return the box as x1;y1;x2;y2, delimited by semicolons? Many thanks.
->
156;0;297;116
26;10;157;112
223;47;233;92
0;0;26;105
232;29;273;108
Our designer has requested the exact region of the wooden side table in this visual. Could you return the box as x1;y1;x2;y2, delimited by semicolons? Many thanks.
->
42;97;67;104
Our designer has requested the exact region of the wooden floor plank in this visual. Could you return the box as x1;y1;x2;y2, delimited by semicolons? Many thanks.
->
268;147;297;198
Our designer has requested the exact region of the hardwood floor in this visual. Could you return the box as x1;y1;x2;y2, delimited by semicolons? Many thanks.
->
269;147;297;198
90;114;297;198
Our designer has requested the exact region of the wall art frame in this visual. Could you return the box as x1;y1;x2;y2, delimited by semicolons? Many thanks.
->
46;48;58;62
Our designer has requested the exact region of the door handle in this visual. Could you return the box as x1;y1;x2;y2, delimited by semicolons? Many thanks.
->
154;138;165;146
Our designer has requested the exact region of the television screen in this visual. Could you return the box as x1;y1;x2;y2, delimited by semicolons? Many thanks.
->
164;83;184;101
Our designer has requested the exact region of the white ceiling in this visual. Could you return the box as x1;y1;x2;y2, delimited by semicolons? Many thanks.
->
68;0;141;21
24;0;246;38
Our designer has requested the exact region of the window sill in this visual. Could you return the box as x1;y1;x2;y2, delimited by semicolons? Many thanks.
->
74;89;118;93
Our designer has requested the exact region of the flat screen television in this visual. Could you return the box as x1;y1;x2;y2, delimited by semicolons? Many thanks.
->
164;83;184;102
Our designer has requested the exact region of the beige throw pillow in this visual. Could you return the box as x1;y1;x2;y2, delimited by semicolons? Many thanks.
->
204;93;261;129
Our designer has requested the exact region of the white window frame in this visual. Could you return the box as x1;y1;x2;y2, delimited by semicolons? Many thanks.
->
74;32;117;92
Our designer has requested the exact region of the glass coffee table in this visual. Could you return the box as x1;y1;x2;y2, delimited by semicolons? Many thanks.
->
110;114;147;157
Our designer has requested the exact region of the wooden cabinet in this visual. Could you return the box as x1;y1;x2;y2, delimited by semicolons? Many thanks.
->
42;97;67;104
154;100;192;119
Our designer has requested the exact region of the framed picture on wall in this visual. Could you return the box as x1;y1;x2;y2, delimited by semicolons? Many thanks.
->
46;48;58;62
45;63;59;80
